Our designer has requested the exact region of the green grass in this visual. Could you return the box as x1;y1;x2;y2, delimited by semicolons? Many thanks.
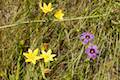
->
0;0;120;80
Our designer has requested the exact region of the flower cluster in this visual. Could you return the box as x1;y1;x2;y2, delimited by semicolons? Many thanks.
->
23;48;56;64
39;2;64;20
80;32;99;60
23;44;56;79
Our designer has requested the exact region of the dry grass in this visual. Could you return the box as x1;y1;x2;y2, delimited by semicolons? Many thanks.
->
0;0;120;80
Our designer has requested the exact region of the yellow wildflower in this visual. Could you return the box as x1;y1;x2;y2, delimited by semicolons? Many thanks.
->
40;49;56;62
54;10;64;20
23;48;42;64
40;2;53;14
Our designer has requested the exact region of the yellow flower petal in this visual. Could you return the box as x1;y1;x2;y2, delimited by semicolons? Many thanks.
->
44;58;50;62
23;53;32;58
43;3;48;9
47;49;52;54
33;48;39;55
52;54;56;57
48;3;53;10
25;59;31;62
49;57;53;61
31;60;36;64
28;49;32;53
48;3;51;8
41;50;46;54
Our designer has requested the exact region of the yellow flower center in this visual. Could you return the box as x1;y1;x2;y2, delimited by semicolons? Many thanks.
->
43;54;49;59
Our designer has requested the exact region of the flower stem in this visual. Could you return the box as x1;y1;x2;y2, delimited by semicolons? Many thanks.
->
0;14;106;29
40;63;47;80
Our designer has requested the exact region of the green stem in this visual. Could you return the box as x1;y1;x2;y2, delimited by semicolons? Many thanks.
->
16;50;22;80
40;63;47;80
0;14;106;29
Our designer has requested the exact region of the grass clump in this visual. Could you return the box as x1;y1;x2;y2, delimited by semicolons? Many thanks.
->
0;0;120;80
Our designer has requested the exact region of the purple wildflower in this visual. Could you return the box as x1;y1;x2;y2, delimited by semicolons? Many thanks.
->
85;45;99;60
80;32;94;44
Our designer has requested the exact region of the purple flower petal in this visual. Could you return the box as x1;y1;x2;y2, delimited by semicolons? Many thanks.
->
90;34;94;39
82;39;89;45
85;47;90;54
88;53;97;59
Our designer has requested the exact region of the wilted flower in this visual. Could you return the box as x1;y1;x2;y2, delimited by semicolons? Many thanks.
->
23;48;42;64
40;49;56;62
80;32;94;44
40;2;53;14
44;68;51;74
85;45;99;60
54;10;64;20
40;43;49;51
